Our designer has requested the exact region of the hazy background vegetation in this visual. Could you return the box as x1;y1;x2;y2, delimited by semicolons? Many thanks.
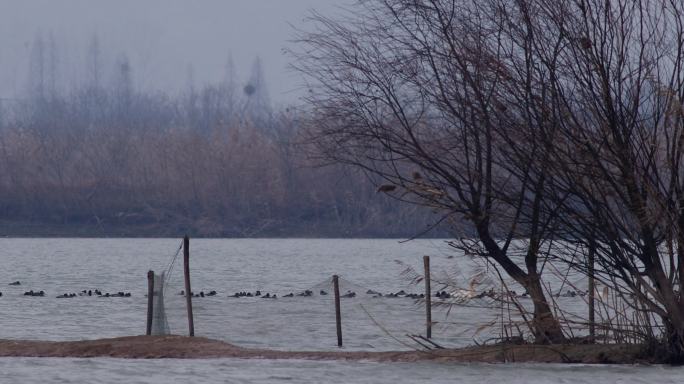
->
0;16;438;237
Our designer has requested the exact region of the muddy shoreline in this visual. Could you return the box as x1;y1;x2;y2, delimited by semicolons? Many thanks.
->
0;335;649;364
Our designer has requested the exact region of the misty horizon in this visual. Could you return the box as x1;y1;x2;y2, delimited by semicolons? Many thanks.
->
0;0;342;104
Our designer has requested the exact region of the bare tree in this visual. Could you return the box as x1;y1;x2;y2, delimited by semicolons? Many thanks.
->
293;0;567;342
520;0;684;361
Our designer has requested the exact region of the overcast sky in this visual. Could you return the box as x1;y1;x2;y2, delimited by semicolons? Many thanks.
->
0;0;342;103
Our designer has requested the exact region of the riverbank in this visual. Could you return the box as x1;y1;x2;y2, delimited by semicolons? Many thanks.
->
0;336;649;364
0;219;450;238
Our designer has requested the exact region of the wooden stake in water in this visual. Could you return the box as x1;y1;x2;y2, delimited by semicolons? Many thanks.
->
146;270;154;336
333;274;342;347
424;255;432;339
588;237;596;342
184;235;195;337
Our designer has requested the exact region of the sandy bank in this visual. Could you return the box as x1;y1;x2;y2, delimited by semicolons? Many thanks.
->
0;335;647;363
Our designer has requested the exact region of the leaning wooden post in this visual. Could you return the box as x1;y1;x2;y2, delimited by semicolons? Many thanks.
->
183;235;195;337
146;270;154;336
588;238;596;342
424;255;432;339
333;274;342;347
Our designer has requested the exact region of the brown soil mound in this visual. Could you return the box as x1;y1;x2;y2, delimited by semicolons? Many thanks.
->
0;335;647;363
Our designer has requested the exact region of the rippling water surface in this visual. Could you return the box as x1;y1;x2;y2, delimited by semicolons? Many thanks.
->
0;238;678;383
0;238;488;350
1;358;682;384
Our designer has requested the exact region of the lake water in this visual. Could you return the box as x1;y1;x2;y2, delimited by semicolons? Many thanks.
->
1;358;683;384
0;238;679;383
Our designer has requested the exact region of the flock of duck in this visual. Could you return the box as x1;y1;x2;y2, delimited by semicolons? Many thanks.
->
3;282;133;299
226;288;593;300
1;280;594;301
228;289;478;300
180;290;218;298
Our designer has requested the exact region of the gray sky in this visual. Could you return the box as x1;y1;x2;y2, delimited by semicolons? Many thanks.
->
0;0;340;103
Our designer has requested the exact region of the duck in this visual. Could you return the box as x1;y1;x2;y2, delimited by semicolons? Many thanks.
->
475;288;496;299
341;290;356;298
9;281;20;286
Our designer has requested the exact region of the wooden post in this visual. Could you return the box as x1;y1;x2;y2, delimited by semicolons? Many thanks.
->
424;255;432;339
333;274;342;347
183;235;195;337
146;270;154;336
588;238;596;342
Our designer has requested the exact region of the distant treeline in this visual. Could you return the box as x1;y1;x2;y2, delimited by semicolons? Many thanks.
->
0;43;438;237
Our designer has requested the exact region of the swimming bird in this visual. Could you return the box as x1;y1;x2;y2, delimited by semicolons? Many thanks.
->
450;272;487;301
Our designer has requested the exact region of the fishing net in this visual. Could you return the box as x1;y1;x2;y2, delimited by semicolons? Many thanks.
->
276;274;447;350
148;241;184;336
150;271;170;335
